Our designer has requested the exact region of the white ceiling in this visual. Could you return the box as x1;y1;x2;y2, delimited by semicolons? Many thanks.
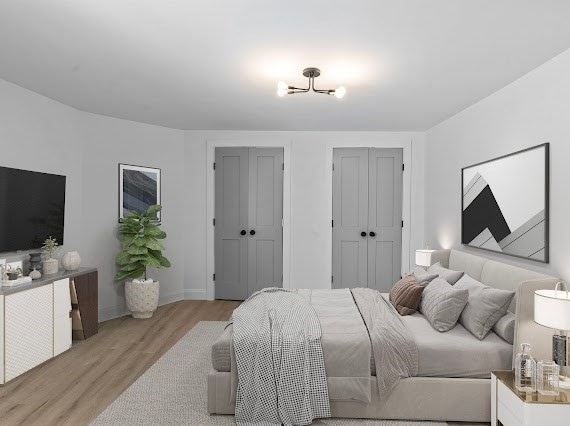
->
1;1;570;131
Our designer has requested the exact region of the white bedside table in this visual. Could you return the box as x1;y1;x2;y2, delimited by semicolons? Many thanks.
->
492;370;570;426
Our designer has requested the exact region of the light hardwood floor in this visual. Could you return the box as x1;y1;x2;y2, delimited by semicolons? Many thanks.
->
0;300;489;426
0;300;240;426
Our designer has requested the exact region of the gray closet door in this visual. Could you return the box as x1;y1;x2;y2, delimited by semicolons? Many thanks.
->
247;148;284;294
215;147;284;300
367;148;403;291
332;148;369;288
215;147;249;300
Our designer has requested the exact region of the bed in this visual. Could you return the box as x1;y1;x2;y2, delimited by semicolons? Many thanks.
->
207;249;558;422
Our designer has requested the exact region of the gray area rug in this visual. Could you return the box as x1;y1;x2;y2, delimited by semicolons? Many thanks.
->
92;321;446;426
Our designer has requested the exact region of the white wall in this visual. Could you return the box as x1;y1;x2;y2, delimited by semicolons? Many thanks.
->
425;48;570;279
0;77;427;319
0;79;84;266
80;113;186;320
183;131;426;298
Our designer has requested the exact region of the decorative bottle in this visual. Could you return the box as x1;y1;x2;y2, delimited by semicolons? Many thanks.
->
515;343;537;392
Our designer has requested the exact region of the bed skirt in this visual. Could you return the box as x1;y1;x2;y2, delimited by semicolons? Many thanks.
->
207;370;491;423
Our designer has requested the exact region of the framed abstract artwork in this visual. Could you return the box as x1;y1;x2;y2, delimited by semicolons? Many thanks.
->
119;164;161;221
461;143;549;263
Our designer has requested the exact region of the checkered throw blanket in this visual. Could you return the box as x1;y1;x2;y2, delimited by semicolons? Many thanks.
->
231;288;331;426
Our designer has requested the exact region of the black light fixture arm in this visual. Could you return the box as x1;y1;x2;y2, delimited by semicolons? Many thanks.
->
278;67;344;97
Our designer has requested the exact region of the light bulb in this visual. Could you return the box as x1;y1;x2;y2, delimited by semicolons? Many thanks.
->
277;81;288;97
334;86;346;99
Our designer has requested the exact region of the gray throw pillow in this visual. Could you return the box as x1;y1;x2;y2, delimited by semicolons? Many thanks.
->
454;275;515;340
428;262;464;285
410;267;438;286
419;278;469;332
493;312;515;344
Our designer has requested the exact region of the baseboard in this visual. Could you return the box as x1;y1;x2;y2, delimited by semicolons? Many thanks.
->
98;291;185;322
184;288;208;300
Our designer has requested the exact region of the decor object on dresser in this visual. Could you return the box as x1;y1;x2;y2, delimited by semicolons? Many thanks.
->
115;204;170;319
534;282;570;388
41;236;59;274
462;143;549;262
29;268;41;280
62;251;82;271
492;370;570;426
119;163;161;221
29;252;42;272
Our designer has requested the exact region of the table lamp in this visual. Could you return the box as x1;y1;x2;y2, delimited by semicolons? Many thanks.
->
415;247;435;267
534;282;570;388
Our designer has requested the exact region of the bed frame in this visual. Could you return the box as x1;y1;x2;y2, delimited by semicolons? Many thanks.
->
207;249;558;422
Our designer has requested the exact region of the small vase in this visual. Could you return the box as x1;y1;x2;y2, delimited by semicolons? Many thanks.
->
62;251;82;271
42;258;59;275
29;268;42;280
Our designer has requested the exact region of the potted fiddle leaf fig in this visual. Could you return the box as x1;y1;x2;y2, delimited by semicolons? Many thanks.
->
115;204;170;319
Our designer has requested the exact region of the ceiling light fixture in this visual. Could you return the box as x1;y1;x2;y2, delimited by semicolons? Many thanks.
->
277;67;346;99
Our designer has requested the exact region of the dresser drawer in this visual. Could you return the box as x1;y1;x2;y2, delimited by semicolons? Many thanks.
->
497;401;523;426
54;278;71;318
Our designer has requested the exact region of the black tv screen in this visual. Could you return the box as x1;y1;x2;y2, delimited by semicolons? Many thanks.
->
0;166;66;253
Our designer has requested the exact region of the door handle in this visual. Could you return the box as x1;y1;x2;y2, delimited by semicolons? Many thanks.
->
250;230;256;236
360;231;367;237
369;231;376;237
240;230;246;236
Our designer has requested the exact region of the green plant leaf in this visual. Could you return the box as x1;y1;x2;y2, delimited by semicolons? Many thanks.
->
145;238;164;251
116;251;131;266
159;256;171;268
127;246;148;255
145;204;162;218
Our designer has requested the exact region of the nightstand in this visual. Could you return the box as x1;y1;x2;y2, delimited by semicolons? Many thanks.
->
492;370;570;426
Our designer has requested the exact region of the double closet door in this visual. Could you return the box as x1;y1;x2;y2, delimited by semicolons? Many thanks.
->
215;147;284;300
332;148;403;292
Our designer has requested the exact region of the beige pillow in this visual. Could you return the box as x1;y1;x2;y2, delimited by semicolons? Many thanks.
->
389;274;426;315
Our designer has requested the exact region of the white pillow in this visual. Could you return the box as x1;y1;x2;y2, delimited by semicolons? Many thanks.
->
409;267;438;286
428;262;464;285
454;275;515;340
419;278;469;332
493;312;515;344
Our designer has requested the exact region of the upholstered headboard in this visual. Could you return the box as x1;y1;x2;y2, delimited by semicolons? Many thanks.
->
429;249;559;365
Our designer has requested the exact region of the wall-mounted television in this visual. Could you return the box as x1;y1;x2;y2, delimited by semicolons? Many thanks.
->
0;166;66;253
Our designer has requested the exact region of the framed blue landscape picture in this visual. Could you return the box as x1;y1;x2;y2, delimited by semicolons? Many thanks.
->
119;163;161;222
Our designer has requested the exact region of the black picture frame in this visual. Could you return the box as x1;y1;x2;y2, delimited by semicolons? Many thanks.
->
119;163;162;222
461;143;549;263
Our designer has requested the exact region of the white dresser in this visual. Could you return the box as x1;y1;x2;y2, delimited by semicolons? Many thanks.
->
492;370;570;426
0;278;72;384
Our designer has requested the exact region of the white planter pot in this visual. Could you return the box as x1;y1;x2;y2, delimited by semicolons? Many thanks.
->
125;280;160;319
62;251;82;271
42;258;59;275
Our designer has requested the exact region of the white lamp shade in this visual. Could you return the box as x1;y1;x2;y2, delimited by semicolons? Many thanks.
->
535;289;570;331
415;249;435;267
